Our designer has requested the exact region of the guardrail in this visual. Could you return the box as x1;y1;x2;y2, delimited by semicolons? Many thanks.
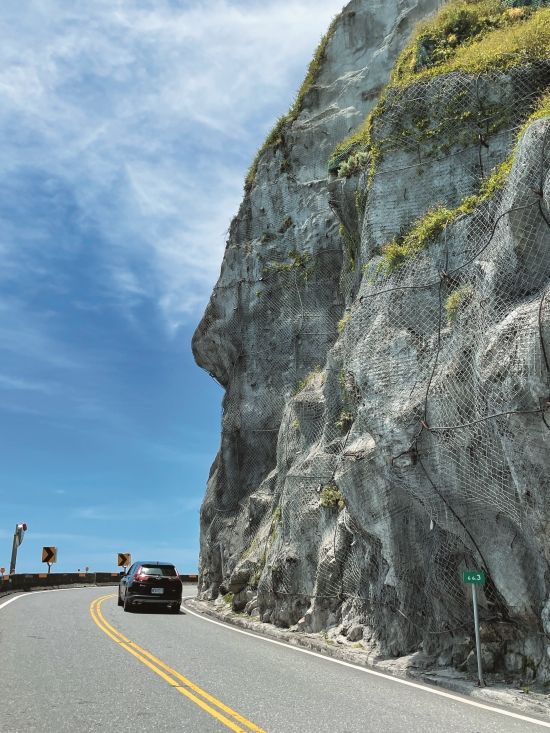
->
0;572;198;595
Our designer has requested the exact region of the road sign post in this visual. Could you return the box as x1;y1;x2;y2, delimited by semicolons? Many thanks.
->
10;523;27;574
42;547;57;574
118;553;131;569
462;571;486;687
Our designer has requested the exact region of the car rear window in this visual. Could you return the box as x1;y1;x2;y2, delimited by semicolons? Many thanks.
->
140;565;178;577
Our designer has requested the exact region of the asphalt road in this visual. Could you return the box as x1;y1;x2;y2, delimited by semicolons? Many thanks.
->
1;586;549;733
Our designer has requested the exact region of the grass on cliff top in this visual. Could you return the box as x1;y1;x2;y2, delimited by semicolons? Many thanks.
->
392;0;547;82
371;89;550;275
244;13;340;191
329;1;550;167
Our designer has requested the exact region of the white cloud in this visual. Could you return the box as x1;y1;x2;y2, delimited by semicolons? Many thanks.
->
71;507;115;521
71;496;201;520
0;0;340;330
0;374;55;393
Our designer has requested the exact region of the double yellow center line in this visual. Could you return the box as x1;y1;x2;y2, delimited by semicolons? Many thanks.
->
90;595;268;733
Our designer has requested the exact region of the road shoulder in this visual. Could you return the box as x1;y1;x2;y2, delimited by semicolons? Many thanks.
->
186;596;550;723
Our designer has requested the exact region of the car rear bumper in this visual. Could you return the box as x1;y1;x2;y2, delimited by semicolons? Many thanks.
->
128;595;181;605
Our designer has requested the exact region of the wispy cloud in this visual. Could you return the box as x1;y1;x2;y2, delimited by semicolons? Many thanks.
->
0;0;339;330
0;374;55;394
71;507;116;521
29;532;107;542
71;497;201;521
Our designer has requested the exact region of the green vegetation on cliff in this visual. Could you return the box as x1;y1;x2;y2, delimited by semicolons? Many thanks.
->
324;0;550;276
329;0;550;178
245;13;340;191
445;284;475;321
370;90;550;275
393;0;550;82
320;483;345;510
263;248;316;282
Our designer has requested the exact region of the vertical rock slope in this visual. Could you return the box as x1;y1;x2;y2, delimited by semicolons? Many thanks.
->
193;0;550;676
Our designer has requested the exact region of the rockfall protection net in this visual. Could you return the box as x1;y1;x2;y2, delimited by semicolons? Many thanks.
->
201;61;550;640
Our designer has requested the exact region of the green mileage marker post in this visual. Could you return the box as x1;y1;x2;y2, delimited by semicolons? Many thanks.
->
463;571;486;687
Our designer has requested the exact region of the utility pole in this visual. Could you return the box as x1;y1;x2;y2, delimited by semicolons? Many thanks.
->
9;523;27;574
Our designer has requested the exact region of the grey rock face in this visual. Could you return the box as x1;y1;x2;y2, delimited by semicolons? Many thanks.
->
193;0;550;675
347;624;364;642
504;652;524;674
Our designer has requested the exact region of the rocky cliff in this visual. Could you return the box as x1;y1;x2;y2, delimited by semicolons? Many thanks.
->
193;0;550;678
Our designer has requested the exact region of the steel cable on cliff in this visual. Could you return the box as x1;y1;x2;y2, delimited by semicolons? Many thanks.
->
203;61;550;643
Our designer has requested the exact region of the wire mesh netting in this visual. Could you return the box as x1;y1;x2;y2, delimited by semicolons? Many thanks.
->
196;61;550;657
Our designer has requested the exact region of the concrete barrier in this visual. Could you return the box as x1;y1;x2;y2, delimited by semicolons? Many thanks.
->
0;572;198;597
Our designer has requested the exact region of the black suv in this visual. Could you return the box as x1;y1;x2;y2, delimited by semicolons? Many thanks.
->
118;561;182;613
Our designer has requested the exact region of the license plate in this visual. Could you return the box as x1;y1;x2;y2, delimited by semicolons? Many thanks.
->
151;587;164;595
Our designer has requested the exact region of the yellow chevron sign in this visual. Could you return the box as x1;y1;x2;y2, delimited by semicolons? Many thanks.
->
42;547;57;564
117;553;131;567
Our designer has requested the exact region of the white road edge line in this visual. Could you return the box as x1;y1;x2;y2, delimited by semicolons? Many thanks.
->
0;587;197;611
184;601;550;729
0;587;92;610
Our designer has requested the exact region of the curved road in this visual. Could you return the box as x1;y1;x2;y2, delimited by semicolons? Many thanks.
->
0;587;549;732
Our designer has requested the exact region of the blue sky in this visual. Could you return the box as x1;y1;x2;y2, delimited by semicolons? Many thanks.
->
0;0;339;573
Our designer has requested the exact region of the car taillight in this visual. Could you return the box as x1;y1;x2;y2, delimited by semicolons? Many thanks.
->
168;566;181;581
133;566;148;581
